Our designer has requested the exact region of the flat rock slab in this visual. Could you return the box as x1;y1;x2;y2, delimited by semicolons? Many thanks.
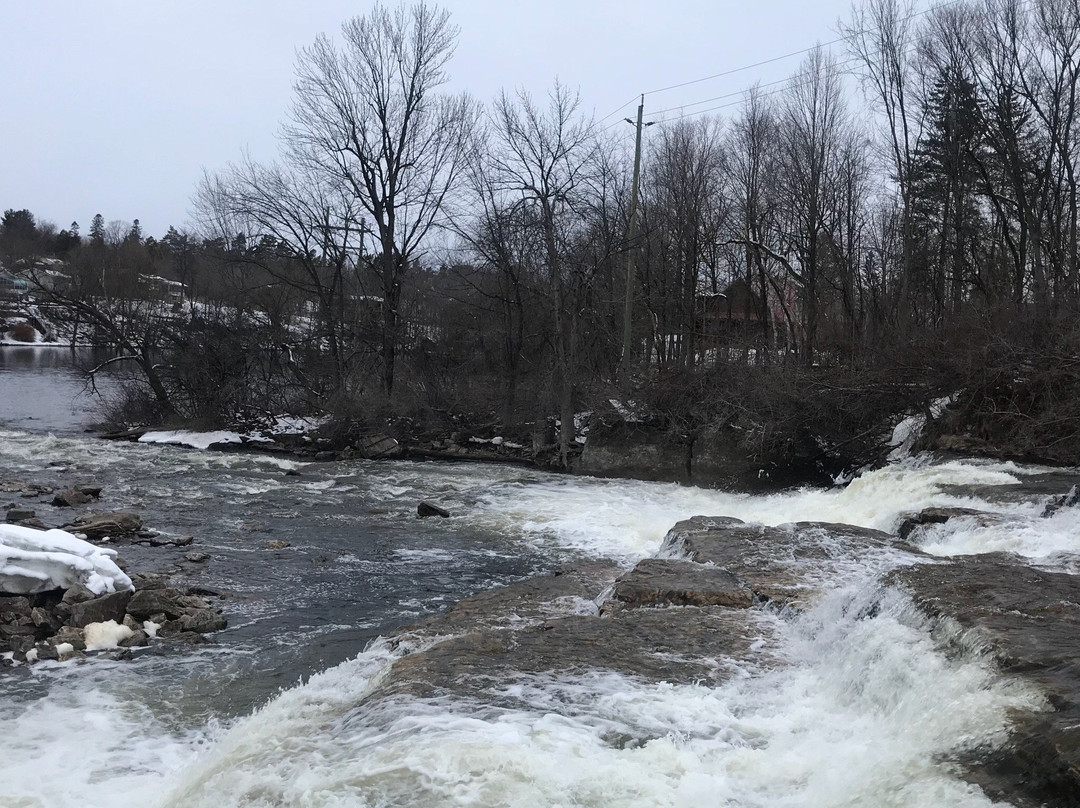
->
404;562;622;638
660;516;899;606
606;558;753;612
889;554;1080;807
378;606;775;704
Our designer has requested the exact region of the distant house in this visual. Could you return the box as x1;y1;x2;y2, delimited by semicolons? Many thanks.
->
691;275;802;359
0;268;28;299
137;274;185;304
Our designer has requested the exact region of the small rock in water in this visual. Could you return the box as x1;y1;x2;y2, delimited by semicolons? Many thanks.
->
4;507;35;523
417;501;451;519
185;551;210;563
51;489;93;507
267;540;291;549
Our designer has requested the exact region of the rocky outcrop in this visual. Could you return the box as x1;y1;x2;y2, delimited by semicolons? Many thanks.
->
888;555;1080;807
376;560;773;704
659;515;899;607
576;421;691;483
576;421;834;490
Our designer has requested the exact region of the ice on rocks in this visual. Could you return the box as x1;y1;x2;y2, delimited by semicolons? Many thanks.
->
83;620;134;651
0;524;133;595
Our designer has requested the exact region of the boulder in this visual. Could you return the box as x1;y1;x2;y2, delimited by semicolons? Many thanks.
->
359;434;402;460
67;512;143;540
118;629;149;648
66;589;133;628
417;501;451;519
51;489;93;508
29;606;60;632
126;588;209;620
129;572;167;590
185;551;210;563
0;595;32;624
179;609;227;634
896;506;1015;540
49;625;85;651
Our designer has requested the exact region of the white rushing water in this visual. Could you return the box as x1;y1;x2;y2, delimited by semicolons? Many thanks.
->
0;438;1073;807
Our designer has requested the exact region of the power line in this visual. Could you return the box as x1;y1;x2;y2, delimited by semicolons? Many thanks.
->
641;0;965;99
598;95;641;123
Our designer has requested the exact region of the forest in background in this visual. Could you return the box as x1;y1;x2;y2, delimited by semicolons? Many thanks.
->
4;0;1080;475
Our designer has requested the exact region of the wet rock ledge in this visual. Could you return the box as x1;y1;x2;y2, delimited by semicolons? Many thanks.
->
372;510;1080;808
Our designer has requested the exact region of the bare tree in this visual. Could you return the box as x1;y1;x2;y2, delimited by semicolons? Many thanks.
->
285;2;478;395
488;82;598;464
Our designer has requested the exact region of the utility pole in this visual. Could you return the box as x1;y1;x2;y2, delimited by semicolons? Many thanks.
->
620;95;653;386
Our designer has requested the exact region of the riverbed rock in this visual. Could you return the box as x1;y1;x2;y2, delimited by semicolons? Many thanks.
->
417;501;450;519
605;558;754;613
896;506;1017;540
184;551;210;563
67;512;143;540
4;507;35;523
51;489;93;507
179;609;227;634
381;606;775;705
888;554;1080;807
50;625;85;651
126;588;209;620
660;516;901;607
267;540;290;550
66;589;133;628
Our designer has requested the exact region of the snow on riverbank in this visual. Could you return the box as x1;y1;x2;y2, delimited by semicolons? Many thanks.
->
137;416;329;451
138;430;244;450
0;524;132;595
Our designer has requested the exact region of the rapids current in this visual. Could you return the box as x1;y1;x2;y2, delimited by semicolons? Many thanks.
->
1;353;1076;807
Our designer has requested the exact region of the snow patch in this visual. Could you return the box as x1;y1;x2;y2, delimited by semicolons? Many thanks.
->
0;524;133;595
139;430;243;450
83;620;134;651
888;396;953;461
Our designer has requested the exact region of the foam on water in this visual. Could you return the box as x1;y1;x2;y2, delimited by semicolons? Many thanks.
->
461;457;1039;562
147;581;1040;808
914;500;1080;564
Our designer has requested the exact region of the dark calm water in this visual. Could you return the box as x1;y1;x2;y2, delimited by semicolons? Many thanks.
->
0;346;119;432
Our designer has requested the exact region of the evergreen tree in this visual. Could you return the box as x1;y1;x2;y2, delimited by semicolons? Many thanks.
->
910;66;987;314
89;214;106;245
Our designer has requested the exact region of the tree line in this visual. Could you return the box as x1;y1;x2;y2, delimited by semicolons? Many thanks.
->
5;0;1079;467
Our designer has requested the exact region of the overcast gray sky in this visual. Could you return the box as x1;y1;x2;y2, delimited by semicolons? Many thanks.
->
1;0;856;237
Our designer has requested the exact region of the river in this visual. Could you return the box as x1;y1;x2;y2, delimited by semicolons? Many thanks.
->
0;348;1076;807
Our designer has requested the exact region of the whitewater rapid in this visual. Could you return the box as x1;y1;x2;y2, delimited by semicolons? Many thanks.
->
0;428;1073;807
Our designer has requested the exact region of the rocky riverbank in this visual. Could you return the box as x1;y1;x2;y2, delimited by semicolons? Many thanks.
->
1;476;228;664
